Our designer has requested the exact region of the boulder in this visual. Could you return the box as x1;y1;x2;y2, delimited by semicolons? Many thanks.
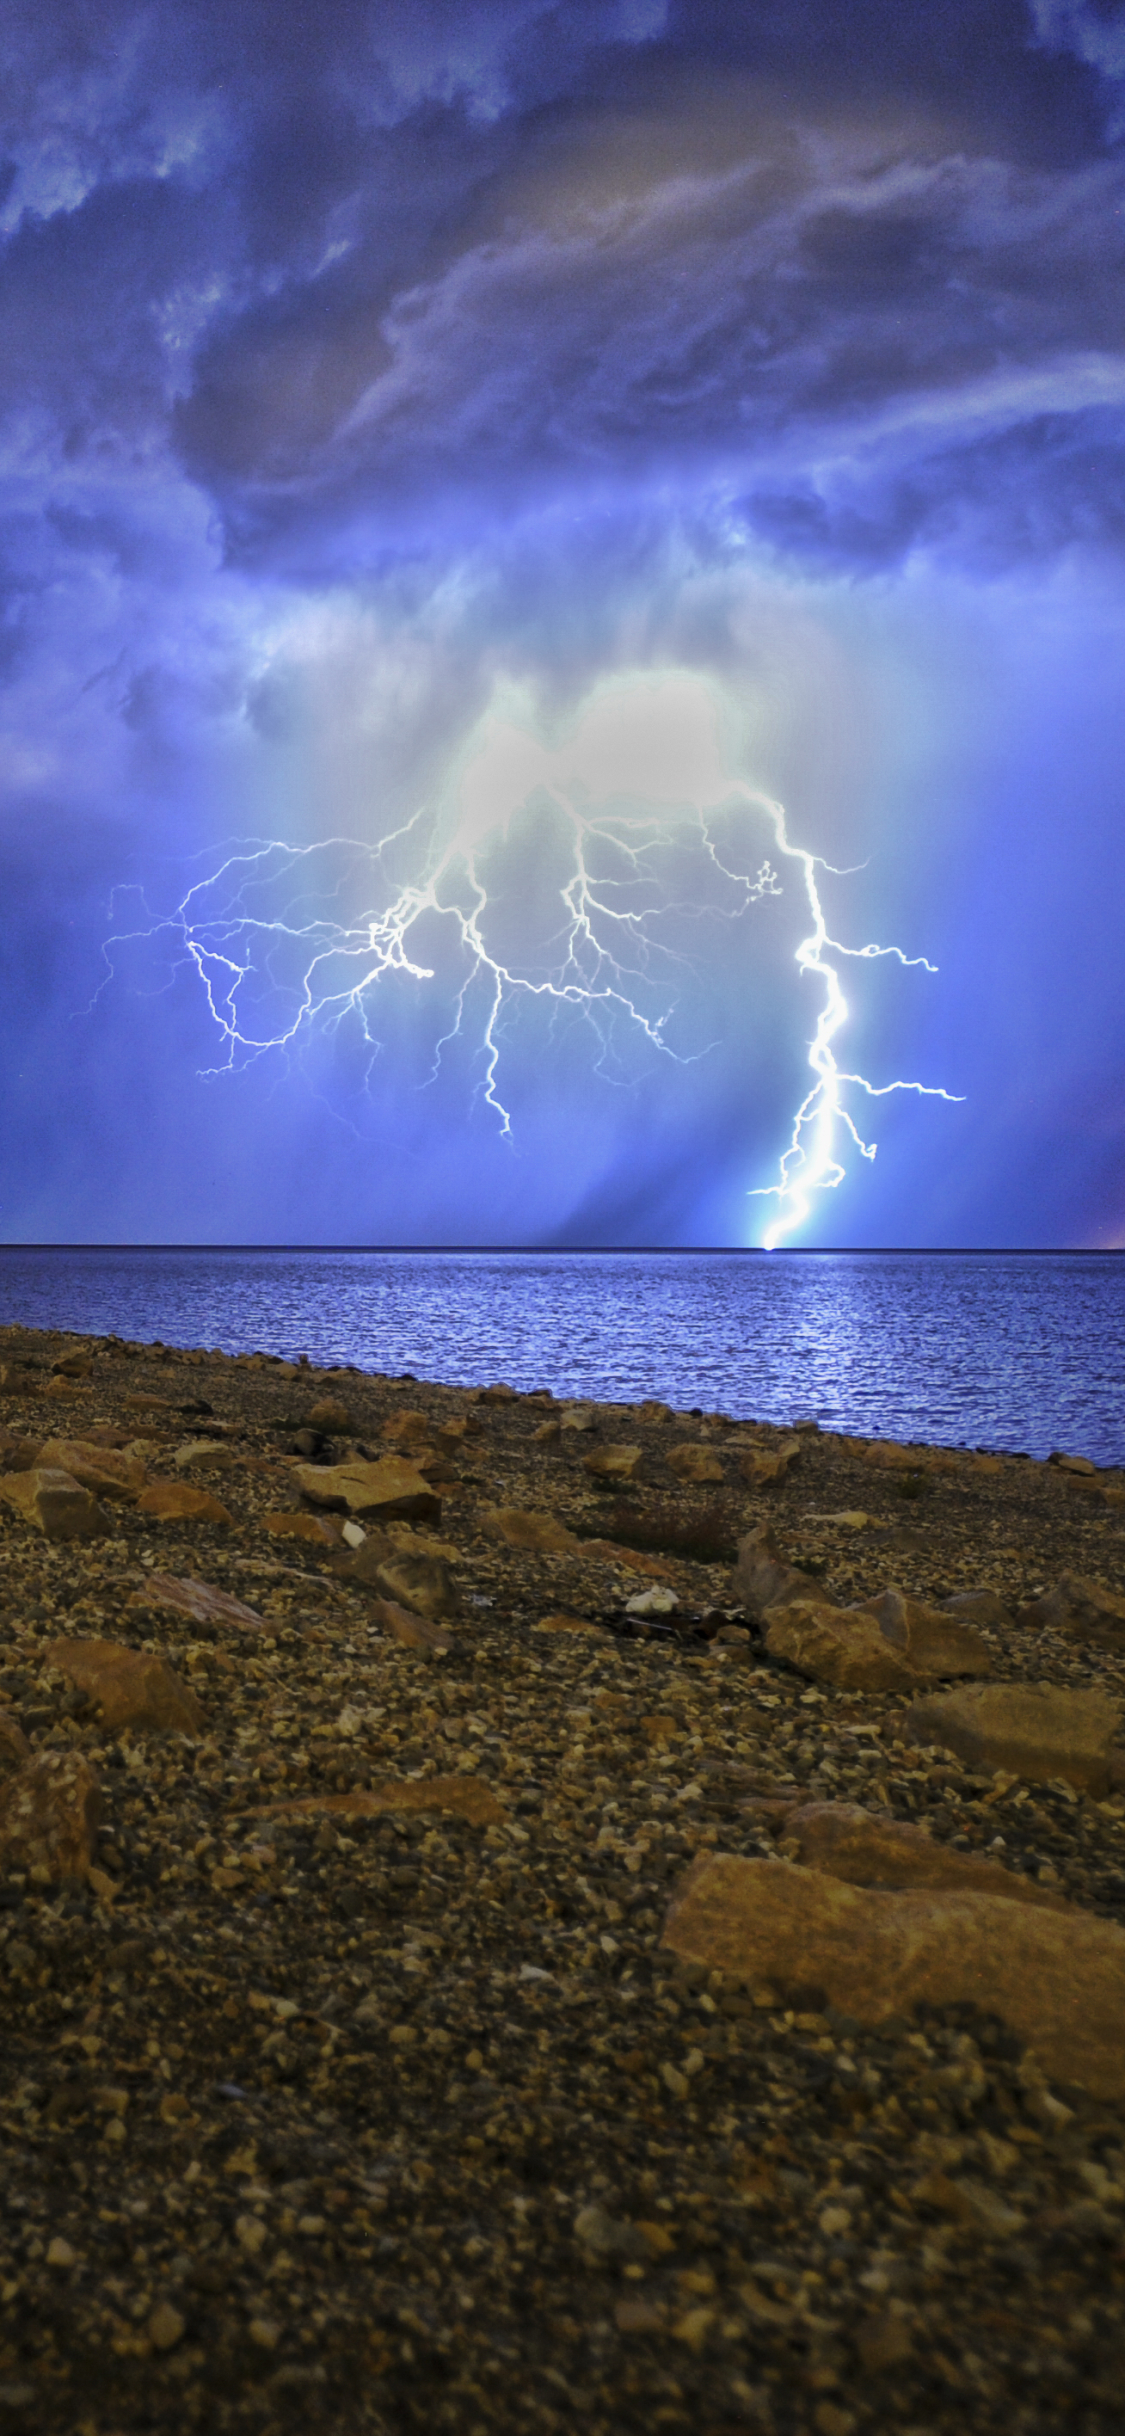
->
135;1482;233;1525
855;1587;992;1678
905;1681;1125;1794
776;1801;1069;1910
173;1440;234;1471
732;1525;835;1621
738;1443;799;1488
37;1439;147;1501
356;1550;459;1620
763;1601;920;1693
254;1774;505;1828
665;1444;725;1485
0;1465;107;1540
662;1853;1125;2099
0;1751;101;1882
584;1445;644;1483
379;1411;432;1447
481;1507;577;1553
1017;1572;1125;1647
305;1398;352;1434
294;1457;439;1524
128;1572;265;1632
44;1639;204;1736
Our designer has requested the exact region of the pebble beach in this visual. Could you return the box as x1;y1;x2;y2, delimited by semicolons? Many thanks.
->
1;1320;1125;2436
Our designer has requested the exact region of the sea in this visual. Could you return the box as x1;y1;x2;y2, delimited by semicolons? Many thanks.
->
0;1247;1122;1468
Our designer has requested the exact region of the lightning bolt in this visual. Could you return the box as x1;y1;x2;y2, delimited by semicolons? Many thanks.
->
97;673;959;1241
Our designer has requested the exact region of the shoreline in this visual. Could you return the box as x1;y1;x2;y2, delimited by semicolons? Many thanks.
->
1;1320;1124;2432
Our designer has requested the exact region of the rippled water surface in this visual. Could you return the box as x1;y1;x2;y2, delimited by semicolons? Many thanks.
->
1;1247;1122;1464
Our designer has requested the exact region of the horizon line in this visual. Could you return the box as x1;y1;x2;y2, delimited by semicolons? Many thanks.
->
0;1241;1119;1257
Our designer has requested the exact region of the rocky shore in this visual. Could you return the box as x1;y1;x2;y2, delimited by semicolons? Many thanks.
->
1;1319;1124;2436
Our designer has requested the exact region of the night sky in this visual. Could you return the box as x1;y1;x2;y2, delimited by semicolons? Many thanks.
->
3;1;1125;1246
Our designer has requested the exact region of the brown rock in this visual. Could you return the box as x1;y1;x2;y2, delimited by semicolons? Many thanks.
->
370;1596;455;1656
295;1457;440;1523
0;1429;40;1471
0;1466;108;1540
369;1551;458;1620
305;1398;352;1433
42;1376;86;1403
941;1588;1011;1630
732;1525;835;1621
738;1444;798;1487
44;1639;204;1735
379;1411;432;1447
477;1383;517;1404
261;1510;341;1545
38;1439;147;1501
580;1540;675;1579
1048;1451;1097;1476
253;1774;505;1827
764;1601;920;1693
0;1751;101;1882
905;1682;1124;1793
173;1439;233;1471
128;1572;265;1632
50;1351;92;1379
1017;1572;1125;1647
0;1712;32;1778
123;1392;176;1413
481;1507;577;1553
662;1853;1125;2099
533;1612;600;1635
855;1587;992;1678
665;1443;725;1485
136;1482;233;1524
779;1800;1069;1909
584;1444;644;1483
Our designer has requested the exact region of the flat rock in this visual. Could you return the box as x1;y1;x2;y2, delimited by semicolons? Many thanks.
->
0;1465;108;1540
482;1507;577;1553
662;1852;1125;2099
778;1800;1069;1909
0;1751;101;1881
173;1440;234;1471
941;1587;1012;1629
584;1444;644;1483
1017;1571;1125;1646
44;1638;205;1735
37;1438;147;1501
136;1481;233;1525
370;1596;455;1656
763;1601;921;1692
129;1572;265;1632
253;1774;505;1827
732;1524;835;1621
295;1457;440;1523
665;1444;724;1485
533;1612;600;1635
855;1587;992;1677
261;1510;341;1545
906;1681;1125;1792
369;1551;458;1620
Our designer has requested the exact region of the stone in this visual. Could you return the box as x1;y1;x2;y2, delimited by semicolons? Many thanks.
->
583;1444;644;1483
50;1351;92;1380
738;1444;798;1487
0;1751;101;1881
37;1439;147;1501
560;1404;597;1433
533;1613;600;1635
905;1681;1125;1793
305;1398;352;1433
261;1510;341;1545
764;1601;920;1693
777;1801;1069;1910
128;1572;265;1632
368;1551;458;1620
0;1712;31;1778
135;1482;233;1524
662;1853;1125;2099
581;1540;675;1579
1048;1451;1097;1475
855;1587;992;1678
665;1443;725;1485
0;1429;39;1471
941;1588;1011;1629
44;1639;205;1736
624;1586;678;1617
370;1596;455;1656
148;2301;186;2351
294;1457;440;1524
0;1466;108;1540
1017;1571;1125;1646
477;1383;517;1404
854;2314;913;2374
255;1774;506;1828
42;1376;85;1403
732;1524;835;1621
481;1507;577;1553
379;1411;432;1446
173;1439;234;1471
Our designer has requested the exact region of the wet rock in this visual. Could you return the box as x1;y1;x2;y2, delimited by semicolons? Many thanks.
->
44;1639;205;1736
0;1465;108;1540
855;1587;992;1677
370;1596;455;1657
1017;1571;1125;1646
0;1751;101;1881
763;1601;920;1692
135;1481;233;1524
583;1444;644;1483
905;1681;1124;1793
37;1438;147;1501
665;1444;725;1485
255;1774;506;1827
777;1800;1069;1909
482;1507;577;1553
295;1456;440;1524
662;1852;1125;2099
128;1572;265;1632
305;1398;352;1434
732;1524;836;1621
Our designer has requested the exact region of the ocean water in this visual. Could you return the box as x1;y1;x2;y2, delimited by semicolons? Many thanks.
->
0;1247;1122;1466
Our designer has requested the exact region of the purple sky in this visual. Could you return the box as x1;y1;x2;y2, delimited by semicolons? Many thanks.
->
2;1;1124;1245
